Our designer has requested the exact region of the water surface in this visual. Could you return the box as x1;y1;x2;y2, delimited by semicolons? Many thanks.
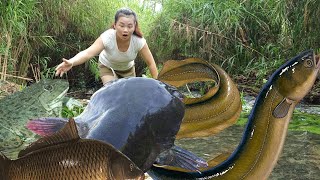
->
175;125;320;180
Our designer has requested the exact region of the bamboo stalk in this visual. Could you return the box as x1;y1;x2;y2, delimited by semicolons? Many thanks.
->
30;64;37;82
0;72;33;81
0;19;4;74
30;64;41;82
11;36;25;72
2;31;12;81
37;65;41;82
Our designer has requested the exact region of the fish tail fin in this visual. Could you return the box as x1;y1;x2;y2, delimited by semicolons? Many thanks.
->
155;145;208;172
26;117;69;136
0;152;10;178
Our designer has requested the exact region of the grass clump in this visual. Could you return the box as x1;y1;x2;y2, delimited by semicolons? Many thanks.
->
236;110;320;135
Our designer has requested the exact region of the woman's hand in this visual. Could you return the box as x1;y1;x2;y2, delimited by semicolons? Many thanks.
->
54;37;104;77
55;58;73;77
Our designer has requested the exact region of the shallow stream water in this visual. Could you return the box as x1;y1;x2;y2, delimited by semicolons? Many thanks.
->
146;96;320;180
175;125;320;180
145;124;320;180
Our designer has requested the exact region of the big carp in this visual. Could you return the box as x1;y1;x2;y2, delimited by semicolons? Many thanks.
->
0;79;69;159
148;50;320;179
0;118;144;180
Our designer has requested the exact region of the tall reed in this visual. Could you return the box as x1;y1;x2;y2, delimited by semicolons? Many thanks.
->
0;0;156;85
147;0;320;84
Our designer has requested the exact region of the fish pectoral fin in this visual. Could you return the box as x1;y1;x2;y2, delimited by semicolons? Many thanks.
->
19;118;79;158
154;145;208;172
154;152;231;172
272;98;292;118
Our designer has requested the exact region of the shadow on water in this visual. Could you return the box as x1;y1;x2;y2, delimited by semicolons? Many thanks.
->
175;124;320;180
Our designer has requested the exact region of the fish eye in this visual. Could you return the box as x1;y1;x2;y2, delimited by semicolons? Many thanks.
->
304;59;313;68
44;85;53;91
130;163;134;171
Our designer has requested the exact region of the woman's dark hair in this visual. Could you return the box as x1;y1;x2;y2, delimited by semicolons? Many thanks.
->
113;7;143;38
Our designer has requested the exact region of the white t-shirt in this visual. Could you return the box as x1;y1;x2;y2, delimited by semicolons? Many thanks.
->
99;29;146;71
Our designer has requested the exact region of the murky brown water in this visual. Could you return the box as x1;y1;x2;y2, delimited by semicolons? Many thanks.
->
174;125;320;180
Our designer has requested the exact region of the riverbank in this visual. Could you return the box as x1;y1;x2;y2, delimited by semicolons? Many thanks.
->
1;79;319;135
239;96;320;135
235;75;320;105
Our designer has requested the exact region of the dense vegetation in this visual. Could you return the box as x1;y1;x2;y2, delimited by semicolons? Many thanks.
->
1;0;320;91
0;0;155;87
149;0;320;78
1;0;319;141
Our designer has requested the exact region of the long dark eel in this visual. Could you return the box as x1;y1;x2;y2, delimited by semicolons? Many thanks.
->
149;50;320;179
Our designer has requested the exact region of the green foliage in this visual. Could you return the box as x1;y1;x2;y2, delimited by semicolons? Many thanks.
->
19;83;27;91
0;0;158;84
142;64;163;78
2;0;320;88
61;105;85;118
236;112;250;126
179;81;216;97
61;97;85;118
236;108;320;135
36;56;56;80
289;111;320;135
85;58;100;81
0;0;39;81
112;0;158;37
147;0;320;85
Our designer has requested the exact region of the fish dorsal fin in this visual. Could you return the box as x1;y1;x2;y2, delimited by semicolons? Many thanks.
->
19;118;79;157
272;98;292;118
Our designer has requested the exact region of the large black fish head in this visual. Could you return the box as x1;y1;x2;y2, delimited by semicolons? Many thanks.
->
274;50;320;102
117;78;185;171
128;79;186;143
147;81;185;150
